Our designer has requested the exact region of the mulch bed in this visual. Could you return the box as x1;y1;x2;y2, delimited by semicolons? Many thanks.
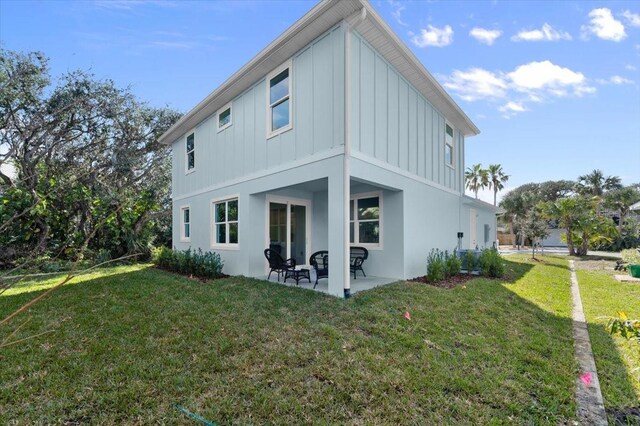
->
409;273;478;289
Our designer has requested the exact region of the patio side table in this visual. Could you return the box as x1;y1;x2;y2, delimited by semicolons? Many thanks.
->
284;268;311;286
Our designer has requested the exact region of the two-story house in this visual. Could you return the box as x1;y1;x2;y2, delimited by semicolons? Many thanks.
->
159;0;497;298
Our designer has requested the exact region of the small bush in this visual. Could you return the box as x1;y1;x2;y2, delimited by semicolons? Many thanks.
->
478;248;504;278
464;250;477;274
426;249;445;283
152;247;224;279
621;249;640;264
444;250;462;278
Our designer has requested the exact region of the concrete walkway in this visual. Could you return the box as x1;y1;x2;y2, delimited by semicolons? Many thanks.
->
569;260;608;425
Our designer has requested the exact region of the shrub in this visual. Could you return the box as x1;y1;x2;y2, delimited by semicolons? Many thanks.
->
426;249;445;283
444;250;462;278
621;248;640;264
152;247;224;279
464;250;477;275
478;248;504;278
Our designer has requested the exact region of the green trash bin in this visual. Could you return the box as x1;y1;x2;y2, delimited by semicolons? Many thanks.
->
629;264;640;278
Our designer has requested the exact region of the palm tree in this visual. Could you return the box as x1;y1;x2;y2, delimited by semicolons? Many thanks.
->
465;164;489;199
487;164;509;206
604;187;640;232
575;169;622;197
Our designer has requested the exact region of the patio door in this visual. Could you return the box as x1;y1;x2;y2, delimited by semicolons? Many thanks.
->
267;197;311;266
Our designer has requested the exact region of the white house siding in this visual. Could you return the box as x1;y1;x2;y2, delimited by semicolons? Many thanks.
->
349;31;464;194
171;26;345;200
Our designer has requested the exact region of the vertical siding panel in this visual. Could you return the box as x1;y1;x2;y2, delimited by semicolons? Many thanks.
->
425;104;433;181
408;88;417;175
295;47;313;158
360;43;375;157
351;33;361;152
398;79;408;170
313;34;332;153
254;80;267;172
438;115;444;185
417;98;425;178
332;27;344;148
244;87;255;175
374;55;387;162
387;68;399;167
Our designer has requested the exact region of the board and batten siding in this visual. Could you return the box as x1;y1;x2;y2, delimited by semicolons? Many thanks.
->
350;31;464;193
172;26;345;198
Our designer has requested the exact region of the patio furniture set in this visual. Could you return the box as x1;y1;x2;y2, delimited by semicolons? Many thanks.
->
264;247;369;289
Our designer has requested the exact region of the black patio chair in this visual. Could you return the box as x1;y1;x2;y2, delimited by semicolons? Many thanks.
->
309;250;328;289
264;248;295;282
350;246;368;279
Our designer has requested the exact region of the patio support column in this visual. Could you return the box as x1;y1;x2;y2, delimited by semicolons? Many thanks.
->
327;170;348;298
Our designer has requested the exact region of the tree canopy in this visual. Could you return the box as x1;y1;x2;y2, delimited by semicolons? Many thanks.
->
0;48;181;264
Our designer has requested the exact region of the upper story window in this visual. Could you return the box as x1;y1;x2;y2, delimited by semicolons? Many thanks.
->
349;192;382;248
212;197;239;248
217;103;232;132
445;123;454;167
180;206;191;242
266;61;292;138
186;133;195;172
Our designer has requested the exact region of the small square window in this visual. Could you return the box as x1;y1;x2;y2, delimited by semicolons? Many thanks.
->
217;103;232;132
212;197;239;247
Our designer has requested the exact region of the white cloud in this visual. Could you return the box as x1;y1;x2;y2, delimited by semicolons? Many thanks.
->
508;61;587;94
499;101;527;113
621;10;640;27
441;60;595;118
598;75;634;85
441;68;507;101
511;23;572;42
626;64;638;71
411;25;454;48
387;0;408;27
581;8;626;41
469;27;502;45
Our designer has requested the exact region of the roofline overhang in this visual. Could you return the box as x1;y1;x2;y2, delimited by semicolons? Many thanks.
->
159;0;479;146
463;195;501;212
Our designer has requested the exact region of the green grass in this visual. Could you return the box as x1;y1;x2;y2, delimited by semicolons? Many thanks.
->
575;268;640;414
1;256;579;424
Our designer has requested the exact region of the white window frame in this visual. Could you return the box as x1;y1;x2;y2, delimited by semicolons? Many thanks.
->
210;195;240;250
185;131;196;174
266;60;293;139
349;191;383;250
216;102;233;132
445;121;455;169
180;205;191;242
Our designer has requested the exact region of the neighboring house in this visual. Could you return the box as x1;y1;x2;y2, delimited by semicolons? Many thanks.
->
159;0;497;298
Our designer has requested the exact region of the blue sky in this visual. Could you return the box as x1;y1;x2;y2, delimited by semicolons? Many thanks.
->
2;0;639;203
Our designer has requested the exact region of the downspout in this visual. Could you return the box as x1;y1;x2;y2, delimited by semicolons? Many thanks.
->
342;8;366;299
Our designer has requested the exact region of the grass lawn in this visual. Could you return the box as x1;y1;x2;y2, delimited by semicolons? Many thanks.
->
574;260;640;421
1;255;578;424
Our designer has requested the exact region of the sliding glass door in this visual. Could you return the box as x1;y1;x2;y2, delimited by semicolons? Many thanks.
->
268;198;310;266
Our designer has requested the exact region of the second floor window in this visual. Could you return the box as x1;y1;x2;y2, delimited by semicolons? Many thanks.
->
267;62;292;137
217;103;232;132
445;123;454;167
186;133;195;171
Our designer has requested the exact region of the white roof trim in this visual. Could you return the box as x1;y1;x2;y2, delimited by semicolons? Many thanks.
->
159;0;479;145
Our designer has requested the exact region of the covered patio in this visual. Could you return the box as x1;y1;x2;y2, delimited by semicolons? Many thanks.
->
262;270;398;295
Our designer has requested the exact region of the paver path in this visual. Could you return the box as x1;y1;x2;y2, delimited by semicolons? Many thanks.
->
569;260;608;425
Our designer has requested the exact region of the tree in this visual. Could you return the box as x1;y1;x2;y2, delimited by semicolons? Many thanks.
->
0;48;181;261
537;180;575;202
465;163;489;199
499;184;540;248
540;197;593;256
518;207;550;259
575;169;622;197
487;164;509;206
604;186;640;233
